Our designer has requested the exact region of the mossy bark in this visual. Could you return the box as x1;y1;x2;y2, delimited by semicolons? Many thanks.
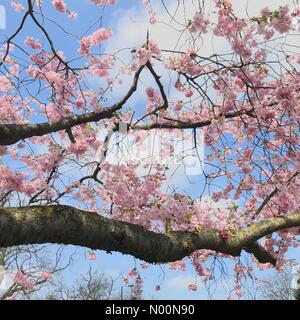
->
1;205;299;264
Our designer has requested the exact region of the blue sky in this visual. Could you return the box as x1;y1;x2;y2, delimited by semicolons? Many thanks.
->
0;0;299;300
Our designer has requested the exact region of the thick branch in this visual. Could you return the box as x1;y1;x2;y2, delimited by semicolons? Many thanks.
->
0;205;299;264
241;213;300;244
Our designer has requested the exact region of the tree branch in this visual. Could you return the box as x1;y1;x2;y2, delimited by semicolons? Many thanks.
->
0;65;144;146
131;109;255;130
1;205;299;265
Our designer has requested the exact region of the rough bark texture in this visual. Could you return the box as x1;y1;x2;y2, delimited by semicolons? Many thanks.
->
1;205;299;264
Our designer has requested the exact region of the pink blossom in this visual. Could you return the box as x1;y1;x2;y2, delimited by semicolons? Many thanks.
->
76;98;84;109
68;11;78;20
40;272;52;281
184;88;194;98
148;40;160;56
235;289;244;297
134;47;151;66
87;251;97;260
78;29;112;56
141;262;149;269
79;37;92;57
174;101;183;111
0;76;12;92
189;12;209;33
188;283;197;291
24;37;42;50
123;275;130;284
52;0;67;13
13;272;35;291
148;9;157;24
90;0;116;6
132;275;143;300
128;268;138;277
146;87;155;98
90;28;112;46
11;1;25;12
0;146;8;156
169;260;186;271
10;64;19;77
224;147;231;155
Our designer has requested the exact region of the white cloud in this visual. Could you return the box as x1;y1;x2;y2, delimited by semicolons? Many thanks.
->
200;195;234;209
166;275;201;290
89;0;298;192
231;0;293;17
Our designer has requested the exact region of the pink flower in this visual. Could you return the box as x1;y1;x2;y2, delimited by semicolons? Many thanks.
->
24;37;42;50
184;88;194;98
174;101;183;111
40;272;52;281
148;40;160;56
169;260;186;271
242;166;252;174
190;12;209;33
10;64;19;77
148;9;157;24
224;147;231;155
78;29;112;56
123;275;130;284
76;99;84;109
52;0;67;13
128;268;138;277
134;47;151;66
219;230;229;241
90;0;116;6
11;1;25;12
140;262;149;269
188;283;197;291
13;272;35;291
79;37;92;57
0;146;8;156
90;57;113;77
68;11;78;20
0;76;13;92
235;289;244;297
146;87;155;98
87;251;97;260
90;28;112;46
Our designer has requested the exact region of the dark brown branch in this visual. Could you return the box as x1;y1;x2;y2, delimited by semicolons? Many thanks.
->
0;65;144;146
0;11;30;67
27;0;72;73
255;172;300;216
1;205;299;264
131;109;255;130
146;61;168;110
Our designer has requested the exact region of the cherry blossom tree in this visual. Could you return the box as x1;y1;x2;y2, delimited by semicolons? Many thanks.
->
42;267;119;300
0;0;300;299
259;267;296;300
0;245;72;300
